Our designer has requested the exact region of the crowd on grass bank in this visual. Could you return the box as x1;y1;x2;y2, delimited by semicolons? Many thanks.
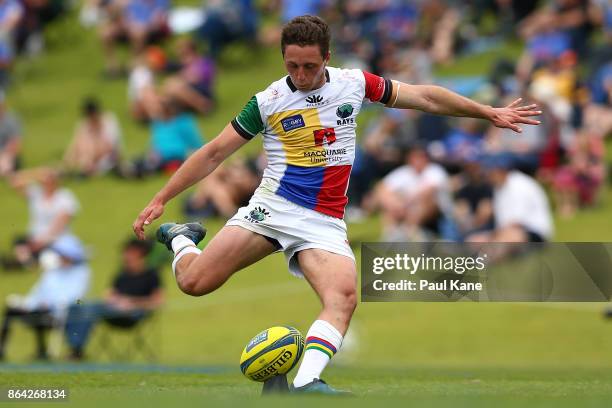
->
0;0;611;361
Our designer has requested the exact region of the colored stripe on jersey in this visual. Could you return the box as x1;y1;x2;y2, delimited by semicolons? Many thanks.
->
277;164;351;218
305;336;337;359
268;108;325;167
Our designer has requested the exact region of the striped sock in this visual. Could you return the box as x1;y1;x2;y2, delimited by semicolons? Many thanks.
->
292;320;343;388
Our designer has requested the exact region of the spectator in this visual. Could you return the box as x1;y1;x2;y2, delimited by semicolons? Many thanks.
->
100;0;169;77
433;117;487;171
65;239;163;360
63;97;122;177
552;131;605;218
468;154;554;243
3;168;79;269
0;0;23;86
127;96;203;177
197;0;258;59
373;144;450;241
349;109;417;209
127;46;166;121
184;156;263;219
445;160;494;241
0;90;21;177
0;235;90;361
162;37;215;115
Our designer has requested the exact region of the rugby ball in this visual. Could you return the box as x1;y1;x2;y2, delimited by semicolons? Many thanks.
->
240;326;304;382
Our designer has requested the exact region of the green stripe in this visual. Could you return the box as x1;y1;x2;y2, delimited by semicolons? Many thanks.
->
306;345;333;359
235;96;263;136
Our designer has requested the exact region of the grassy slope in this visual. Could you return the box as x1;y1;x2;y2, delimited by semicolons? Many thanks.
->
0;8;611;406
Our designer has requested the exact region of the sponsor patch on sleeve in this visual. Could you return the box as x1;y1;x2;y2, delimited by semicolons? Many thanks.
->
281;114;306;132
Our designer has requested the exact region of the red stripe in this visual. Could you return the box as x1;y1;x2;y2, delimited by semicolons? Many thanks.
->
314;165;351;218
362;70;385;102
306;336;337;353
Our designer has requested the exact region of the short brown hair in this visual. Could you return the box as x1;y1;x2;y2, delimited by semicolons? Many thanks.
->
281;15;330;58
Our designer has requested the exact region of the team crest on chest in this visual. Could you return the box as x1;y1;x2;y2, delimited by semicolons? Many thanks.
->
336;103;355;125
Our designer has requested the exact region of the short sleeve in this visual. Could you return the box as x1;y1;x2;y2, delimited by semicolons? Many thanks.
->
231;96;264;140
362;71;393;104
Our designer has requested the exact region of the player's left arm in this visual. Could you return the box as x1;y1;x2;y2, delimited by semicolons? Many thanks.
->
386;81;541;133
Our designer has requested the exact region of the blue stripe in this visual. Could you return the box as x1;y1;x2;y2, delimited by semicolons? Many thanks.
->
277;165;324;210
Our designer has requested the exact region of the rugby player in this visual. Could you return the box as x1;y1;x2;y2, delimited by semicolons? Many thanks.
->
133;15;541;394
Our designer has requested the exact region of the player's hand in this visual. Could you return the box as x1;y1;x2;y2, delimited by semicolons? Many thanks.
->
133;199;165;240
489;98;541;133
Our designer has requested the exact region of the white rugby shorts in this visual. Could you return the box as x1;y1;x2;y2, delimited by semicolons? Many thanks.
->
226;178;355;277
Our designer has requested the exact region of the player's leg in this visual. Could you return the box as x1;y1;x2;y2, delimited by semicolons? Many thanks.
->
159;224;278;296
291;249;357;393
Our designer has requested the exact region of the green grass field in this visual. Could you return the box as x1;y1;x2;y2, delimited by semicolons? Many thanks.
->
1;5;612;407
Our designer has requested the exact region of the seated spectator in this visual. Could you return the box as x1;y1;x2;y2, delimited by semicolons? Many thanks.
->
184;156;263;219
349;109;417;209
444;160;494;242
63;98;122;177
65;239;163;360
372;144;449;241
2;168;79;269
100;0;169;77
127;46;166;121
0;235;90;361
0;90;21;177
583;61;612;137
126;96;203;177
0;0;23;86
162;38;215;115
196;0;258;59
552;131;605;218
468;154;554;244
431;117;487;172
519;0;593;56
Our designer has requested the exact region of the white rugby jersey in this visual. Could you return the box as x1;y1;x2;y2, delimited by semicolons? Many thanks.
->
231;66;392;218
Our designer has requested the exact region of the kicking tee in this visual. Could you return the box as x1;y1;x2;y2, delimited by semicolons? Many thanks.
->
231;67;392;218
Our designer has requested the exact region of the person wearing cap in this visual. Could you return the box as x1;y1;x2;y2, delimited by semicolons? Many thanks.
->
0;235;90;361
63;97;122;177
3;167;79;269
467;153;554;244
0;91;22;177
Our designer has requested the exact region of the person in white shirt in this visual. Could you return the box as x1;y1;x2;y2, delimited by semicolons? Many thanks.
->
0;235;90;361
63;98;122;176
468;154;554;243
4;168;80;269
374;144;449;240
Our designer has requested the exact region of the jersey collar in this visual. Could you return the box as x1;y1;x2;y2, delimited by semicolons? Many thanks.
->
286;69;330;93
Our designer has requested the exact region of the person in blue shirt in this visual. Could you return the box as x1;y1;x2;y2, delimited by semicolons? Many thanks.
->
128;96;203;177
0;235;90;361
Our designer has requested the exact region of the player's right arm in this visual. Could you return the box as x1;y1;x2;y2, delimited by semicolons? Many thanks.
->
132;123;249;239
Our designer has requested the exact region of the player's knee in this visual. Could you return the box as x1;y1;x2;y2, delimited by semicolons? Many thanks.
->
176;266;220;297
324;286;357;317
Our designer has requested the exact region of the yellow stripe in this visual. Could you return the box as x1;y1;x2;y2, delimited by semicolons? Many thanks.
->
305;344;333;359
268;108;325;167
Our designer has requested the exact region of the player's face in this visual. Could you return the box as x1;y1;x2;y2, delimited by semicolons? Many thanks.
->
283;45;330;91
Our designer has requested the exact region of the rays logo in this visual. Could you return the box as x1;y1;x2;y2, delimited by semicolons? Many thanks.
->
336;103;353;118
305;94;325;106
244;206;270;223
336;103;355;125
